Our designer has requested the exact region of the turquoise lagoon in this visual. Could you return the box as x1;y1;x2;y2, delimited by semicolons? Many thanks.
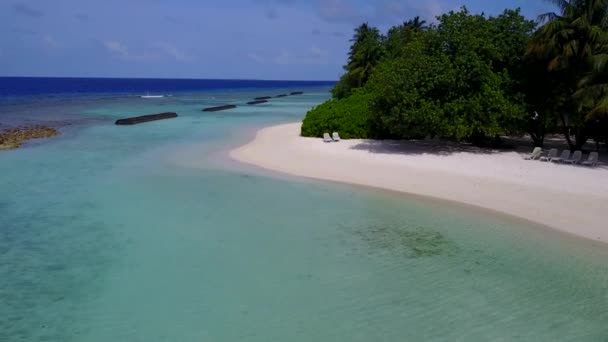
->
1;87;607;341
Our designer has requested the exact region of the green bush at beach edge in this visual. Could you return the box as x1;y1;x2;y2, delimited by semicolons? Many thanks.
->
301;90;377;139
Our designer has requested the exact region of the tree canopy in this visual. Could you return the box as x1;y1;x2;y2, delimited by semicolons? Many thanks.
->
528;0;608;148
332;23;384;99
303;2;608;150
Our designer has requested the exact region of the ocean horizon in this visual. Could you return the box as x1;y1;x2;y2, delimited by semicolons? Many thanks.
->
0;77;336;98
1;78;608;341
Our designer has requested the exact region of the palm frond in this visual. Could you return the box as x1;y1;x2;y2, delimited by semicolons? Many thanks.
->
543;0;571;13
587;96;608;119
590;53;608;72
538;11;562;23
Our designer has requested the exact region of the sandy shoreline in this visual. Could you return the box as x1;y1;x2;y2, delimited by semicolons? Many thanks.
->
231;122;608;243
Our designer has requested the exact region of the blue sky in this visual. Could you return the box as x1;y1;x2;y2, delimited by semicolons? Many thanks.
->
1;0;554;80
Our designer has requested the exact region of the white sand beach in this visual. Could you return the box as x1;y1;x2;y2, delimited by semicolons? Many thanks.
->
231;122;608;243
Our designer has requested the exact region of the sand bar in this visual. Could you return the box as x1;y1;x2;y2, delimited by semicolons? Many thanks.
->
231;123;608;243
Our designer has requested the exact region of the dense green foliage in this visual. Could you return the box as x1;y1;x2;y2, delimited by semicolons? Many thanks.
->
528;0;608;148
368;9;532;140
332;23;384;99
301;91;375;139
384;17;427;59
301;1;608;149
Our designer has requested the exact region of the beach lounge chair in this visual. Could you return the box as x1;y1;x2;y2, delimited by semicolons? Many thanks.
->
564;150;582;164
551;150;571;163
332;132;341;142
524;147;542;160
582;152;599;167
540;148;558;162
323;132;332;143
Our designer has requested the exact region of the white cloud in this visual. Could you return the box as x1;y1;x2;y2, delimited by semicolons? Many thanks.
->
425;0;443;21
266;8;279;20
248;52;265;63
11;27;37;35
250;47;329;65
315;0;363;23
312;28;345;37
43;34;59;49
103;40;154;61
13;3;44;17
273;50;290;65
311;47;323;58
153;42;195;62
75;14;89;22
307;0;446;26
103;40;194;62
104;40;130;58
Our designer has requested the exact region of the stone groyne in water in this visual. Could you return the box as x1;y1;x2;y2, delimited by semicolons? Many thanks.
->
115;112;178;125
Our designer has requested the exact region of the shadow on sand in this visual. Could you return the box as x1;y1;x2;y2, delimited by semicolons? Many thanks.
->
349;139;514;156
349;135;608;169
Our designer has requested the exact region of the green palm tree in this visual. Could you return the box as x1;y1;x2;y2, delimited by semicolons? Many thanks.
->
346;23;384;87
404;16;428;31
385;16;428;58
576;56;608;119
332;23;384;98
528;0;608;148
348;23;378;62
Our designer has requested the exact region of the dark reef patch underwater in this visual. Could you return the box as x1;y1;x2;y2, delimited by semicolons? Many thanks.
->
356;223;459;258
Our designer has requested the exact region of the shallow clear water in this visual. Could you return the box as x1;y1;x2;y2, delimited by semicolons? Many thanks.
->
1;87;607;341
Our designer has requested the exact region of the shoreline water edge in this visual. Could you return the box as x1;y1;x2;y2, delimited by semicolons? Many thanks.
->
231;122;608;244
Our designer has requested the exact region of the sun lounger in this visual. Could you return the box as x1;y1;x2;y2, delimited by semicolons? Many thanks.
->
323;132;332;143
551;150;571;163
582;152;599;167
332;132;341;142
540;148;557;162
525;147;542;160
563;150;582;164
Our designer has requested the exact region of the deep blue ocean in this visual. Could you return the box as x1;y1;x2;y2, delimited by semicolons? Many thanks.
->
1;77;608;341
0;77;335;97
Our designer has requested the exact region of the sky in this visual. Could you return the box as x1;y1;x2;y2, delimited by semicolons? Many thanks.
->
1;0;555;80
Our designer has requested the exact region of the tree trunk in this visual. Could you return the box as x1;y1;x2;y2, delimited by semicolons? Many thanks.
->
527;117;544;147
528;131;544;147
470;130;486;147
574;128;587;151
558;111;575;149
492;135;502;148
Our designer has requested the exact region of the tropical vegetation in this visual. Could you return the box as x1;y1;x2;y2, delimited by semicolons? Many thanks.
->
301;0;608;150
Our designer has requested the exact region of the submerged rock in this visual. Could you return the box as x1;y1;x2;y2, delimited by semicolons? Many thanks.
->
0;126;59;150
247;100;268;105
202;105;237;112
357;224;459;258
115;112;178;125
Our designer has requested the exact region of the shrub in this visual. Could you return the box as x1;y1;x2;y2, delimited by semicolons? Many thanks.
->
301;91;376;139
